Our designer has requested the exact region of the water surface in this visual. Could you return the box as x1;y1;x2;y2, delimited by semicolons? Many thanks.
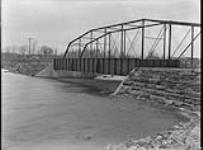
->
2;71;181;150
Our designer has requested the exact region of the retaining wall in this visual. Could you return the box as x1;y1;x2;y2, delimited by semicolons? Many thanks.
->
35;63;96;78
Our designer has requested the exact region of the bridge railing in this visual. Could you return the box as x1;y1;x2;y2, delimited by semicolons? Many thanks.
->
53;58;180;76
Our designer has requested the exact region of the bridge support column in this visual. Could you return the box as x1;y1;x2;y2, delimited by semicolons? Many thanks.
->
96;40;99;58
108;33;111;58
124;30;126;57
104;29;107;58
108;33;111;74
90;31;93;57
141;20;145;60
120;25;124;58
168;24;172;59
163;24;166;59
78;39;81;57
191;26;194;67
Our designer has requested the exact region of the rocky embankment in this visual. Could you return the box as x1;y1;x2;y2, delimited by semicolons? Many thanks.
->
106;68;200;150
1;53;55;76
5;61;50;76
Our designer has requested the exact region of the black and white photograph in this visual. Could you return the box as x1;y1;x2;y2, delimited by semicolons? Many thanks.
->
1;0;201;149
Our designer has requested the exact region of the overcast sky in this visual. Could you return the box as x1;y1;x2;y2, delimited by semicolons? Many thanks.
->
2;0;200;54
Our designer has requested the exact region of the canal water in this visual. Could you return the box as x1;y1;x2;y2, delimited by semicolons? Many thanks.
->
2;70;181;150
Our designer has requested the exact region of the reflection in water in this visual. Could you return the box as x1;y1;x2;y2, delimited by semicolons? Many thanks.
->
2;71;180;150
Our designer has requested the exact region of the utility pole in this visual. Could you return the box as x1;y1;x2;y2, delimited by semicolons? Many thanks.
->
28;37;33;55
32;40;37;55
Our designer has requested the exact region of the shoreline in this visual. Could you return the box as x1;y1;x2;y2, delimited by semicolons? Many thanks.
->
104;69;200;150
104;94;200;150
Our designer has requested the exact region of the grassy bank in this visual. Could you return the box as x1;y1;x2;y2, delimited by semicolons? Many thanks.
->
1;53;58;76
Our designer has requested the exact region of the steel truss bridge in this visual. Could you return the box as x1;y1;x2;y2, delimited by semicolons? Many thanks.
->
54;18;201;75
64;18;200;61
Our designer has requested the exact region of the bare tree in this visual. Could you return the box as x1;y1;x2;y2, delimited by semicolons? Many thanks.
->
40;45;54;56
19;45;28;55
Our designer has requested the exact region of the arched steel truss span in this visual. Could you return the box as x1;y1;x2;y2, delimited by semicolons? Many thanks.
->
63;18;201;63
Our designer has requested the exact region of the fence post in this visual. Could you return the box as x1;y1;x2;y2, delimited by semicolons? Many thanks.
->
79;58;81;72
114;58;117;75
62;59;64;70
83;58;86;72
103;58;105;74
120;58;123;75
87;58;90;73
59;59;61;70
108;58;111;74
134;59;137;67
53;59;55;70
65;58;68;71
127;58;130;74
76;58;78;71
